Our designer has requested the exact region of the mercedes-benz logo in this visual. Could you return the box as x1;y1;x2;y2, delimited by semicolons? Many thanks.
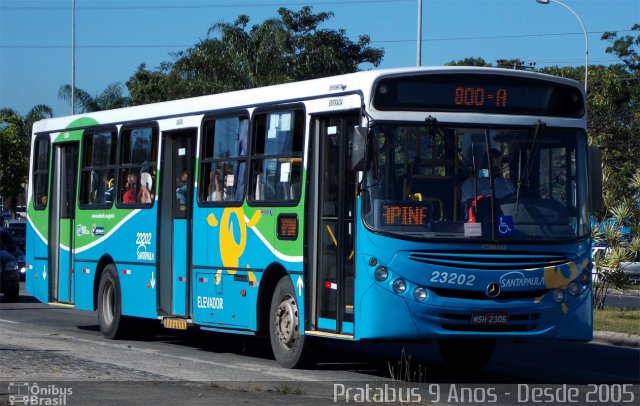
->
486;282;501;298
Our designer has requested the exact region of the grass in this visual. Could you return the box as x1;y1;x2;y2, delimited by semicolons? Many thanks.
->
594;308;640;335
274;383;306;396
388;348;428;383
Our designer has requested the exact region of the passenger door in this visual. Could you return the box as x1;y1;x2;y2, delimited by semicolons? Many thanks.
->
48;142;79;304
310;114;359;335
158;129;196;317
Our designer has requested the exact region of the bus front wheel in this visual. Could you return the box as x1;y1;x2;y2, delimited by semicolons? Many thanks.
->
437;339;496;370
97;264;131;340
269;276;314;368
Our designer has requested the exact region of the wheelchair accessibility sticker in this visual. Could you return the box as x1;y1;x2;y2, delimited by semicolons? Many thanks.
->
498;216;513;236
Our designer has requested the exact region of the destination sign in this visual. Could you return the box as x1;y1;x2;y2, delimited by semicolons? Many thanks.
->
373;73;584;117
376;201;431;230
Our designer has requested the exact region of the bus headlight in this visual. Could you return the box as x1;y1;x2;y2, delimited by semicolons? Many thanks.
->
392;278;406;294
368;257;378;267
413;287;427;301
374;266;388;281
552;289;565;303
567;282;581;296
579;270;590;285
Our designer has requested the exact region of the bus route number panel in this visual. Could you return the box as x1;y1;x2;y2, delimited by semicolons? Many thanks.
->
373;200;433;232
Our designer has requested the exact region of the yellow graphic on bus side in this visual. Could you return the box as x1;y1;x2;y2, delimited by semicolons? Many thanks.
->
207;208;262;285
543;258;587;289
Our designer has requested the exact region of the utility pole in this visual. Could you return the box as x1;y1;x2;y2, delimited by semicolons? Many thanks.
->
72;0;76;115
417;0;422;66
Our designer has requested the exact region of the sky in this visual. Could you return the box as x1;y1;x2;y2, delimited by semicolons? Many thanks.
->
0;0;638;117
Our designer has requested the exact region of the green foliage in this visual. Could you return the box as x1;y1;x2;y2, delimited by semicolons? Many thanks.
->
496;58;534;70
594;308;640;336
602;24;640;72
445;57;491;67
58;82;129;113
126;6;384;105
0;106;53;209
126;63;176;106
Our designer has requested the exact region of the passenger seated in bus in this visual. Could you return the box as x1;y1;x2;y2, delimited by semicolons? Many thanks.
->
208;170;222;201
289;171;301;201
254;171;264;201
176;170;188;210
139;172;153;203
123;173;138;204
104;178;114;203
461;148;514;219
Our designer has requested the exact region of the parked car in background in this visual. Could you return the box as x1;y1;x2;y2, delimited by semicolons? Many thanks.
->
622;253;640;285
14;206;26;221
0;210;12;224
2;221;26;252
0;239;19;302
0;228;26;280
591;216;639;285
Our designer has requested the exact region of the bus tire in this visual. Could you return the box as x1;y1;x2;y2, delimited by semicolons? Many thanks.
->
97;264;131;340
269;275;314;368
437;338;496;370
2;273;19;303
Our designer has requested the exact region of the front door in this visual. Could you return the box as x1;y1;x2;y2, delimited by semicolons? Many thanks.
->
158;129;196;316
312;114;359;335
48;142;79;304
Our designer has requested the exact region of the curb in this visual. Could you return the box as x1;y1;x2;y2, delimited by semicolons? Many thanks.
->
593;331;640;348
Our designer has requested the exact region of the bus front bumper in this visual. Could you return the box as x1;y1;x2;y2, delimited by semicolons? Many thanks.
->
357;282;592;341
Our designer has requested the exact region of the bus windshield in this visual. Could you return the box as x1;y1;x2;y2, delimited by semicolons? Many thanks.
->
362;123;590;242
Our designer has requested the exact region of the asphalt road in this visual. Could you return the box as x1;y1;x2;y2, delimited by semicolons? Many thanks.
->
604;288;640;309
0;283;638;405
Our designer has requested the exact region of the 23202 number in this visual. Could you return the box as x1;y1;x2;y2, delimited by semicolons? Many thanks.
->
135;232;152;245
430;271;475;286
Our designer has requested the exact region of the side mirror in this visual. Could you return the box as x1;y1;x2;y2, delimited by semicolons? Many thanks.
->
588;146;603;212
350;126;370;171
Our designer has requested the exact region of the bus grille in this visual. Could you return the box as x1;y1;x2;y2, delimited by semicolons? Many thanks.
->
438;312;541;332
430;287;547;301
408;251;568;271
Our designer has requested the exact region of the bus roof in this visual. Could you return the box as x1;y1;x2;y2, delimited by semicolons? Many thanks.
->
32;66;584;135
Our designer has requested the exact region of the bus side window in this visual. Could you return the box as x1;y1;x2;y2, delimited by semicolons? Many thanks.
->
199;115;247;204
118;125;158;207
32;137;50;210
79;129;117;208
250;109;303;204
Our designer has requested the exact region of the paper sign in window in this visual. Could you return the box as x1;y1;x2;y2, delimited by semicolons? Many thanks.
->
280;162;291;182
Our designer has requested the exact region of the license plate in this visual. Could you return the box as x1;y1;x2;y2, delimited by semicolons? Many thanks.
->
470;311;509;325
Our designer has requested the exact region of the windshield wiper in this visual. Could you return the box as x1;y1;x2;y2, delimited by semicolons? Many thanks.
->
515;120;546;219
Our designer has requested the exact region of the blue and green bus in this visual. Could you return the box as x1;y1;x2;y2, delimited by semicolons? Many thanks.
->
26;67;601;368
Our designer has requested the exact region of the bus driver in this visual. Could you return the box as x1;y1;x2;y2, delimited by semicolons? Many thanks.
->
461;148;515;211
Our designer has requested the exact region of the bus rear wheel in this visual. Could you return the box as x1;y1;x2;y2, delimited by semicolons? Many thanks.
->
269;276;314;368
2;272;19;303
97;264;132;339
438;338;496;370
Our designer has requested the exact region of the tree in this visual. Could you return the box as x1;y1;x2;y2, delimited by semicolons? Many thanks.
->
58;82;129;113
591;172;640;309
588;26;640;308
0;105;53;211
445;57;491;67
602;24;640;72
278;7;384;81
127;63;176;106
538;25;640;307
126;6;384;105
